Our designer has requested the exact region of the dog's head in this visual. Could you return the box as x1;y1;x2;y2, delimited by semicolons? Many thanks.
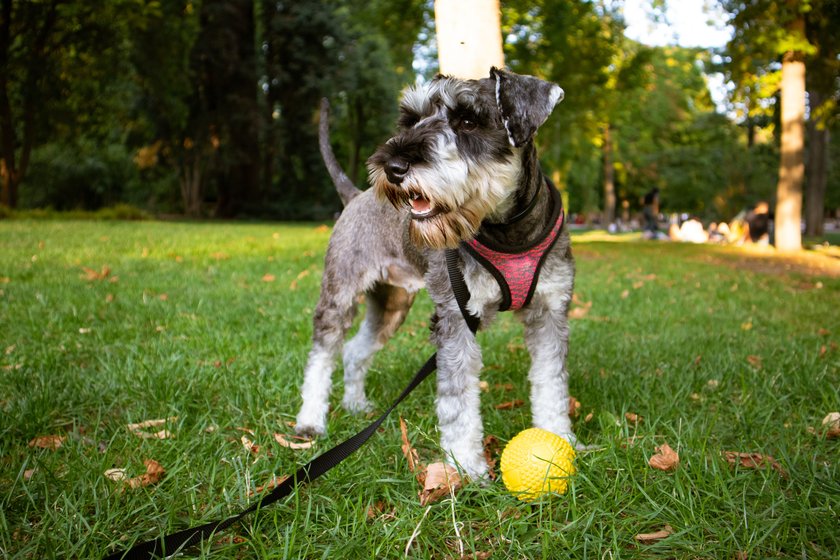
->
368;67;563;250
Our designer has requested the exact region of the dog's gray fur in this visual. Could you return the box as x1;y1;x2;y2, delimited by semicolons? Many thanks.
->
295;68;576;479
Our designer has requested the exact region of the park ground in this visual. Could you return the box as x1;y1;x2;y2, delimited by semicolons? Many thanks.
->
1;219;838;559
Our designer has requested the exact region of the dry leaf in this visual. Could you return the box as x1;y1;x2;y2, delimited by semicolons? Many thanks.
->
81;266;111;281
746;355;762;369
584;412;594;422
289;269;311;290
478;380;490;392
482;434;501;480
126;459;165;489
741;321;753;331
723;451;787;477
28;435;65;450
399;417;420;473
104;468;128;481
620;289;630;299
241;435;260;454
495;399;524;410
250;474;288;496
821;412;840;439
648;443;679;471
273;433;314;450
569;299;592;319
634;524;673;543
569;396;581;418
24;468;36;480
418;462;462;506
625;412;642;424
127;417;177;439
261;273;276;282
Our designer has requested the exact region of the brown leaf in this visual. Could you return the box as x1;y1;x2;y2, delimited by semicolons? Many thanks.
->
569;396;581;418
81;266;111;281
127;417;177;439
126;459;165;489
482;434;501;480
28;435;65;450
620;289;630;299
648;443;679;471
495;399;524;410
289;269;311;290
746;355;762;369
104;468;128;481
568;299;592;319
418;462;462;506
24;468;36;481
261;273;276;282
634;524;673;543
723;451;787;477
250;474;288;496
821;412;840;439
273;432;314;449
399;417;421;473
625;412;642;424
241;435;260;454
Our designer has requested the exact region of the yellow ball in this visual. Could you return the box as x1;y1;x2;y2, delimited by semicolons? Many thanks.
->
500;428;576;502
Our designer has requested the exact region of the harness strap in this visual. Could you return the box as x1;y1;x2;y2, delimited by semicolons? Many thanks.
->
104;257;479;560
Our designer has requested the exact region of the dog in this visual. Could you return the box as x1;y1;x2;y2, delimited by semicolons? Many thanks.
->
294;68;576;480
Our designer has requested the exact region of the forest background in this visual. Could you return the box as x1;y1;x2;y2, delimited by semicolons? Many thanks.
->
1;0;838;237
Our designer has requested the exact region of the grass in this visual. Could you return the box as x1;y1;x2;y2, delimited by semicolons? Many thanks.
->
1;219;838;559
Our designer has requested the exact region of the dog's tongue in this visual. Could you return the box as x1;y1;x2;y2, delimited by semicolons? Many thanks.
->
410;197;431;214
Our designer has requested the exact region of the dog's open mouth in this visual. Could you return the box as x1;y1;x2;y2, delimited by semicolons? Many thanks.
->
408;192;440;220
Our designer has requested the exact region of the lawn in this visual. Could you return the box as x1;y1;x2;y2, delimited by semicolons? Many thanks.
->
1;220;838;559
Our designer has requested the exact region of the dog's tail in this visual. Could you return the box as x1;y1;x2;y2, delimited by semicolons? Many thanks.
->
319;98;362;207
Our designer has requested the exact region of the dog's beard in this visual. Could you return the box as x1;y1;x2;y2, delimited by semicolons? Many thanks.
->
369;153;521;250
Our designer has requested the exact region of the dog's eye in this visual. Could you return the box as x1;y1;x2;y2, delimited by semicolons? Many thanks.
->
453;111;480;132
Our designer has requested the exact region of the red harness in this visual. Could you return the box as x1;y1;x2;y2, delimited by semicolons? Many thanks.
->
463;180;564;312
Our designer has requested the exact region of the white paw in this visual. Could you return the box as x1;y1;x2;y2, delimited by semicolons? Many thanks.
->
341;395;373;414
449;453;490;483
294;410;326;438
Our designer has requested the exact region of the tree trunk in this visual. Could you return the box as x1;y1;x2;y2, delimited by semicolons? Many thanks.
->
602;124;616;226
805;88;828;237
434;0;504;79
775;47;806;252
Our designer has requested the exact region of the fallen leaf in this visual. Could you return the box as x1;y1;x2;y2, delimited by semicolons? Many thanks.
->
569;396;581;418
478;380;489;392
495;399;524;410
273;433;314;449
821;412;840;439
584;412;594;422
127;417;177;439
569;299;592;319
620;289;630;299
399;417;421;473
723;451;787;477
741;321;753;331
24;468;36;480
625;412;642;424
817;328;830;336
634;524;673;543
261;273;276;282
314;224;330;233
28;435;65;450
241;435;260;454
81;266;111;281
126;459;166;489
648;443;679;471
104;468;128;481
132;429;173;440
366;500;395;521
483;434;501;480
250;474;288;496
418;462;462;506
289;269;311;290
746;355;762;369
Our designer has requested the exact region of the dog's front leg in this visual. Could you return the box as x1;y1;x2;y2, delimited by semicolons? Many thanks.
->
520;299;577;447
432;312;489;480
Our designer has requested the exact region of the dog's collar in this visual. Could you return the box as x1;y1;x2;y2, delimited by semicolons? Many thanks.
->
483;177;543;227
462;180;564;312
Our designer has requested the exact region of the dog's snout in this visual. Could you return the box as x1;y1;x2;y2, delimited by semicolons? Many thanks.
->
385;159;410;183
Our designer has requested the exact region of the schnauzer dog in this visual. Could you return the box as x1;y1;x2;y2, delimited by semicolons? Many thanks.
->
294;68;576;480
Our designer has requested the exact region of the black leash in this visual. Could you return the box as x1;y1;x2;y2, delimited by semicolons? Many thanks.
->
104;249;479;560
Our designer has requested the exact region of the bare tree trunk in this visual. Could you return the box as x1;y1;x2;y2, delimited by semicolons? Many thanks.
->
434;0;504;79
775;46;806;252
805;88;828;237
602;124;616;226
180;154;203;217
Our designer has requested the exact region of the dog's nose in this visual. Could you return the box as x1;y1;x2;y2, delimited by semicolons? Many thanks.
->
385;159;410;183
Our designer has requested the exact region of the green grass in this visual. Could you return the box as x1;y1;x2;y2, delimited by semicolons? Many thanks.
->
1;220;838;559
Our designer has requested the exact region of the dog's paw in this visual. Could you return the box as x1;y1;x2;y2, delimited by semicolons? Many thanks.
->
294;411;326;438
341;395;373;415
449;454;490;484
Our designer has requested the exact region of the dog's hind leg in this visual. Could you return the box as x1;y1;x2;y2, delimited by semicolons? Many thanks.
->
295;286;358;437
341;283;415;413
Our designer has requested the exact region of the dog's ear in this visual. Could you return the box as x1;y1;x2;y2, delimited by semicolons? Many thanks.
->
490;67;564;147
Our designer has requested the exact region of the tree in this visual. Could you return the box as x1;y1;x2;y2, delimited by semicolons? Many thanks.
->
435;0;504;79
722;0;820;250
0;0;135;208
